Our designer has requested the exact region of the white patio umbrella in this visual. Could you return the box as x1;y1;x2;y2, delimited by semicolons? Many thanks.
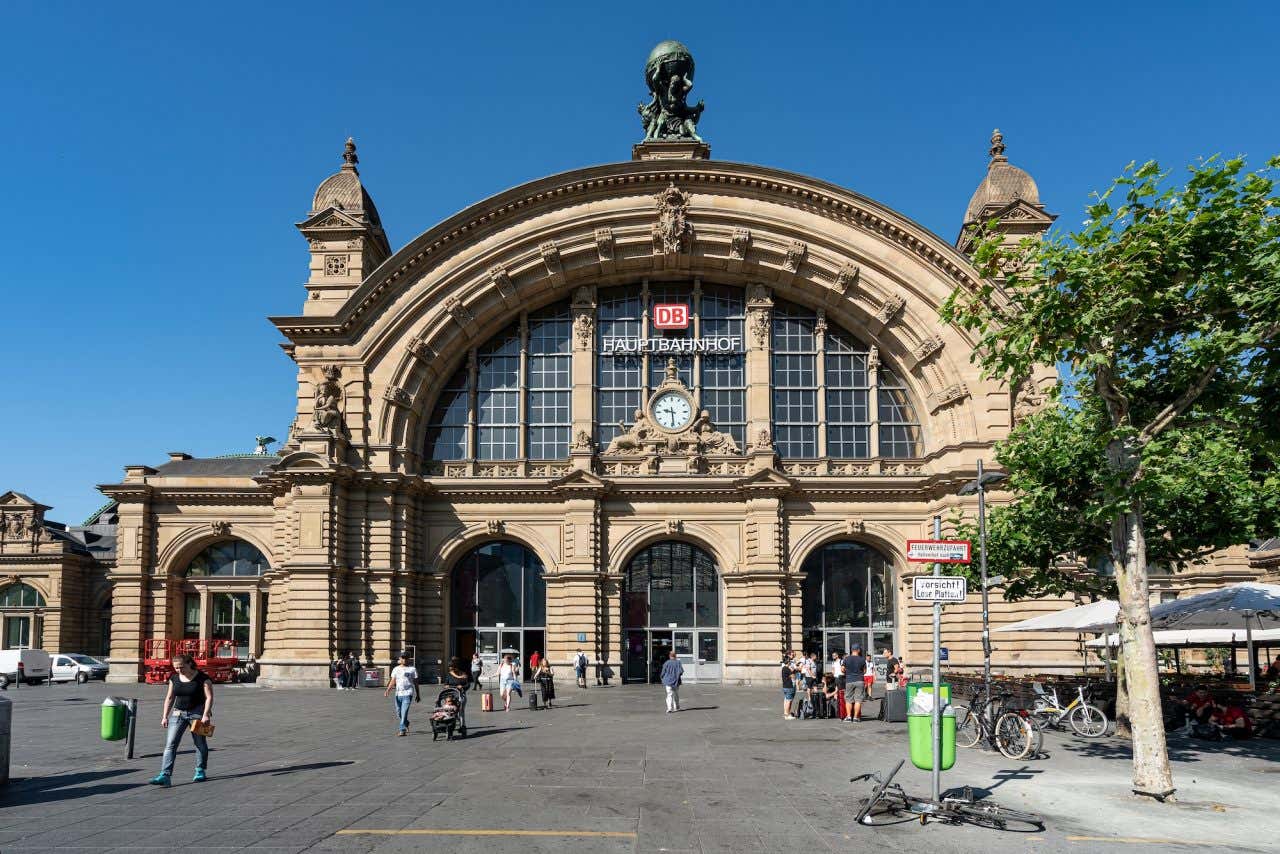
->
994;599;1120;677
1087;628;1280;648
1147;582;1280;690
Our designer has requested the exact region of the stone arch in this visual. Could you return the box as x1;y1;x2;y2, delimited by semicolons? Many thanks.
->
607;522;737;578
157;526;277;578
434;523;560;579
273;162;999;464
789;521;908;575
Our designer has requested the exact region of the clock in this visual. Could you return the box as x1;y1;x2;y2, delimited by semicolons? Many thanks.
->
651;390;693;431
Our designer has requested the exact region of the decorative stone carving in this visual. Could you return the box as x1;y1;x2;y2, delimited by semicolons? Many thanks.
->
324;255;348;276
594;227;615;269
751;426;774;451
912;335;943;366
253;435;276;456
210;521;231;537
312;365;344;432
571;286;595;309
652;183;692;255
601;368;741;461
383;385;412;408
346;237;364;249
638;40;705;142
445;296;473;329
834;263;860;297
929;383;970;413
875;294;906;326
488;265;516;303
486;519;503;535
665;518;683;534
728;227;750;272
571;429;594;452
692;410;740;454
868;345;880;372
407;334;436;362
845;518;864;534
540;241;565;285
573;313;594;350
1013;378;1049;423
780;239;807;280
814;309;828;337
747;283;772;307
748;310;771;348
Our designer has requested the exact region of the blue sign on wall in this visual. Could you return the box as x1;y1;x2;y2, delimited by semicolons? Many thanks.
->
939;647;949;661
577;632;587;643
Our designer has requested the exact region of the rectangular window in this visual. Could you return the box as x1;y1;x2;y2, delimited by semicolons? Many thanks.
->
183;594;201;639
771;304;818;458
699;285;745;448
526;305;571;459
477;328;520;460
826;330;870;458
878;369;920;458
212;593;251;659
596;289;643;447
4;616;30;649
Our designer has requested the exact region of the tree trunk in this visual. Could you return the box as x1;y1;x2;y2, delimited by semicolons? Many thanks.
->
1114;646;1130;738
1112;501;1175;800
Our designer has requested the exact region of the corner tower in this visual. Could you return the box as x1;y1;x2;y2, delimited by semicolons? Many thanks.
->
296;139;392;314
956;129;1055;252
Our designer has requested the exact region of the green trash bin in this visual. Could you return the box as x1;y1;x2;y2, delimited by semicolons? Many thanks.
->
100;697;127;741
906;682;950;708
908;704;955;771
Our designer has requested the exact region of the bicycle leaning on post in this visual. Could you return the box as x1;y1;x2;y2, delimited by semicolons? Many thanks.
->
1028;681;1109;738
953;684;1041;760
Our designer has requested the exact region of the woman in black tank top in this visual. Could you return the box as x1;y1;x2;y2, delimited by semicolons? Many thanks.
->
149;653;214;786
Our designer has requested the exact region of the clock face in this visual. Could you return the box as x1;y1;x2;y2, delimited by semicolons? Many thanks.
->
652;391;693;430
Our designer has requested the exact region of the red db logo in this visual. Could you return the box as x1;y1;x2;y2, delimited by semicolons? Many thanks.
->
653;304;689;330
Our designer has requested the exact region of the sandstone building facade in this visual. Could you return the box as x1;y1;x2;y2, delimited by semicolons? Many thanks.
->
3;116;1273;686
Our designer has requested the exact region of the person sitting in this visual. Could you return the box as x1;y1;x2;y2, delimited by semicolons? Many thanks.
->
1211;701;1253;740
821;674;839;718
1265;655;1280;681
432;695;459;721
1186;687;1214;724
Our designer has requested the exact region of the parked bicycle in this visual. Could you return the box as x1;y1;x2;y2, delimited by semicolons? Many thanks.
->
954;685;1041;759
853;759;1044;831
1028;681;1108;738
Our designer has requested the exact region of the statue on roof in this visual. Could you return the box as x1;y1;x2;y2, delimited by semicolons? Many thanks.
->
638;40;705;142
253;436;277;456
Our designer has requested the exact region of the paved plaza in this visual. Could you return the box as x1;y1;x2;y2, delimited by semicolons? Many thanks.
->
1;679;1277;853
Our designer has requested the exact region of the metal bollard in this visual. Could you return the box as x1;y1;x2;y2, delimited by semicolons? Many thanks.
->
125;698;138;760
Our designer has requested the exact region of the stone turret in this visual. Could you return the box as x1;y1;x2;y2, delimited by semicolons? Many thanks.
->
956;129;1055;253
295;139;392;314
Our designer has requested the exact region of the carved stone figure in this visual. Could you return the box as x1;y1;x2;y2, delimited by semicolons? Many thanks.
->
1013;378;1049;422
653;183;692;254
693;410;741;454
751;426;774;451
312;366;344;432
637;40;705;142
604;410;656;455
571;429;594;452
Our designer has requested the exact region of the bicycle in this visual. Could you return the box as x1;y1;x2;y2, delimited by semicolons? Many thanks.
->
852;759;1044;831
1029;681;1108;738
954;686;1041;759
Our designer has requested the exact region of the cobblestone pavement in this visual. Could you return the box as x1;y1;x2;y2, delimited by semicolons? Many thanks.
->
1;678;1277;853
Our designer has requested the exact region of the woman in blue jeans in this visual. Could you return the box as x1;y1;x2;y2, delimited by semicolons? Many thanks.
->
149;653;214;787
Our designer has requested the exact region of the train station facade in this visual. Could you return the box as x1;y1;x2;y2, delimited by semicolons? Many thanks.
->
3;52;1272;685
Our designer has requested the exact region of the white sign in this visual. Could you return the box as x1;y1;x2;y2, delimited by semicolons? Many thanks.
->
906;539;972;564
653;304;689;329
913;576;968;602
601;335;743;354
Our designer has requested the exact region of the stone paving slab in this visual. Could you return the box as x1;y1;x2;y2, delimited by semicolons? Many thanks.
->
1;679;1277;852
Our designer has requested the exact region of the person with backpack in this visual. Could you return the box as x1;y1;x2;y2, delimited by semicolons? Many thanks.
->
574;649;589;688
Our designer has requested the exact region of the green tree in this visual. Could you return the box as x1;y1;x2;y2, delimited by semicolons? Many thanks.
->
943;155;1280;799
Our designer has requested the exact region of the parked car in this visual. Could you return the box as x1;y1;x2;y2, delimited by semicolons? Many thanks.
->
51;653;110;684
0;648;52;687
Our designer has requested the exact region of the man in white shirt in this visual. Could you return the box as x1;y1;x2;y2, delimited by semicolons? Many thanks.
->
574;649;590;689
382;653;420;736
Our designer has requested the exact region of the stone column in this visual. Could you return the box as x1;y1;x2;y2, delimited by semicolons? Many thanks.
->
105;476;153;682
569;286;596;468
745;284;775;470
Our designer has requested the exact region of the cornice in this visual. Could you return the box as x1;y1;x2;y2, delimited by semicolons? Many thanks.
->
270;160;984;342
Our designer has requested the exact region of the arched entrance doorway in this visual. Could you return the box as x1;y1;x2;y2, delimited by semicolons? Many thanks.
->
450;541;546;678
622;541;722;684
801;541;897;670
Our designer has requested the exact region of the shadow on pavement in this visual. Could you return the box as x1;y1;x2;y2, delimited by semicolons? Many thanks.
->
4;768;137;805
1062;735;1280;763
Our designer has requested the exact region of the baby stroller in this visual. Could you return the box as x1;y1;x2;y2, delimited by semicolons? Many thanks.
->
429;687;467;740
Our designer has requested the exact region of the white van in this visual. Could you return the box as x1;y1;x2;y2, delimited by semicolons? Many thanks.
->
0;648;52;687
51;653;110;684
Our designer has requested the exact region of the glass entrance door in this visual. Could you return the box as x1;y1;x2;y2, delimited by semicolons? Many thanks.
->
824;630;870;662
695;631;721;682
649;630;673;684
674;630;695;679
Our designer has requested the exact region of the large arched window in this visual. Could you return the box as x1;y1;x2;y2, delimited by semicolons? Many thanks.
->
186;541;269;577
425;301;572;462
622;541;723;684
0;583;45;608
1;583;46;650
450;541;546;673
771;300;921;459
800;541;897;660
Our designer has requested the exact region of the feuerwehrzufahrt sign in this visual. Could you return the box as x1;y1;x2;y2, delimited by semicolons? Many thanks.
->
913;576;969;602
905;539;972;564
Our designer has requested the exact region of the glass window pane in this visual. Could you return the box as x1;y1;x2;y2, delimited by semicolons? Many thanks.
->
523;550;546;628
476;542;521;626
770;301;818;459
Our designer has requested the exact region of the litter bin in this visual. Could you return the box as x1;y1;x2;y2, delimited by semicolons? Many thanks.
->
100;697;128;741
361;667;383;688
906;682;950;708
907;694;955;771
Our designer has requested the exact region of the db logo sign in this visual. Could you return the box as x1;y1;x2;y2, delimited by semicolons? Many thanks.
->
653;304;689;330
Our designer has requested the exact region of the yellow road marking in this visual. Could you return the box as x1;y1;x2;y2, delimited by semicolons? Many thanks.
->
337;829;637;838
1067;837;1224;846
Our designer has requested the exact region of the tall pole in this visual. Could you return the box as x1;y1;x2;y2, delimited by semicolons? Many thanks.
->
977;459;992;694
931;513;942;804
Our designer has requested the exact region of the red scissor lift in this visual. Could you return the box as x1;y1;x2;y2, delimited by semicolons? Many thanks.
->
142;638;239;684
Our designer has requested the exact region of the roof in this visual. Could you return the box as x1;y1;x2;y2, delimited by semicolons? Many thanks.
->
963;129;1043;224
152;455;279;477
310;138;383;228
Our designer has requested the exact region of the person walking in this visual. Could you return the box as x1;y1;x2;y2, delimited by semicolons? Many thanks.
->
332;654;346;690
149;653;213;786
470;651;483;691
499;654;522;711
660;650;683;713
781;650;797;720
573;648;589;689
383;653;420;736
842;645;867;722
535;659;556;708
832;651;847;720
529;649;541;675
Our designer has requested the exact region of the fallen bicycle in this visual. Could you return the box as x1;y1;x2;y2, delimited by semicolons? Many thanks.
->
853;759;1044;831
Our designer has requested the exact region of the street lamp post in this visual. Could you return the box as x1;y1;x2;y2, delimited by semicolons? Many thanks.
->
959;460;1007;693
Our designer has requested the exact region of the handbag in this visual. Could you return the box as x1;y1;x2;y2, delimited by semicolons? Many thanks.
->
190;719;215;737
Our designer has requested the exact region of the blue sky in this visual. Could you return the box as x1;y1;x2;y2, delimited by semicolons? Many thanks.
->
3;1;1278;524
